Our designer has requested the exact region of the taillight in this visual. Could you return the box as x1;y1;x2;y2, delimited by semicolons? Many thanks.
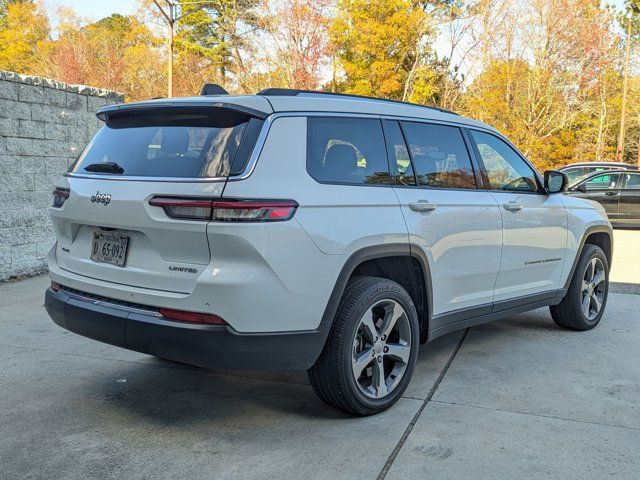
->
149;197;298;222
52;188;70;208
148;197;213;220
211;200;298;222
158;308;227;325
51;281;61;292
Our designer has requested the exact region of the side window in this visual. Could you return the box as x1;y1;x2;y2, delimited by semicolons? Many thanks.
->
382;120;416;186
583;173;621;190
469;130;539;192
564;167;590;183
400;122;477;189
307;117;390;185
623;173;640;189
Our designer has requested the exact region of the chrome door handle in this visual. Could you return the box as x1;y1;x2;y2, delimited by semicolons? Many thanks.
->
503;201;523;212
408;200;437;212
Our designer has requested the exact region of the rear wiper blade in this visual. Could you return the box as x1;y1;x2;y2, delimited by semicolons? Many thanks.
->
84;162;124;174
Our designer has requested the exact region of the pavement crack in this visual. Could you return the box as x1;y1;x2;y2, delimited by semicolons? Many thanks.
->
376;328;469;480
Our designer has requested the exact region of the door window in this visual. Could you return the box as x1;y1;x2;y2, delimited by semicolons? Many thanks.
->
400;122;477;189
582;173;621;190
383;120;416;186
469;130;539;192
623;173;640;189
307;117;390;185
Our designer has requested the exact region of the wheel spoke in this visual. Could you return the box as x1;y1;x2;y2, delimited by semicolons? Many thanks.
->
372;360;387;397
592;294;602;313
582;293;591;317
587;258;597;281
352;348;374;377
360;309;378;342
592;270;605;288
582;280;590;293
380;302;403;339
385;342;410;363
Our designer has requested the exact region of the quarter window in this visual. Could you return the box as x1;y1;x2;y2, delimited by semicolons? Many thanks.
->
307;117;390;185
469;130;539;192
400;122;477;189
623;173;640;189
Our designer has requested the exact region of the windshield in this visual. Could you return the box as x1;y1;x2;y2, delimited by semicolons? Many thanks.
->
71;112;260;178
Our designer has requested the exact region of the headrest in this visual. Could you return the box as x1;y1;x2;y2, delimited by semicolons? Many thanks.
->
161;128;189;155
324;144;358;179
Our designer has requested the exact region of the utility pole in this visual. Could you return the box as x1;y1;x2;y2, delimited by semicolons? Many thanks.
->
617;1;640;163
152;0;211;98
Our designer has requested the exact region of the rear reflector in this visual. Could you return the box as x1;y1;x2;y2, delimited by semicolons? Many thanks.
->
158;307;228;325
149;197;298;222
51;281;61;292
52;188;70;208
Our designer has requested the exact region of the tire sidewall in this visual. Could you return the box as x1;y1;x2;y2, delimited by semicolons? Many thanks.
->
574;245;609;327
339;280;420;412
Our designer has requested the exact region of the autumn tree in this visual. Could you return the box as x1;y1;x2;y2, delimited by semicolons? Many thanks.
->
257;0;332;91
461;0;621;169
330;0;444;102
0;0;49;74
42;10;165;101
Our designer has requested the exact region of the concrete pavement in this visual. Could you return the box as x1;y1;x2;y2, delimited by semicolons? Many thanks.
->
0;233;639;480
610;229;640;294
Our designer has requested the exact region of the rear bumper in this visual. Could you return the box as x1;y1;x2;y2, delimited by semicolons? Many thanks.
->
44;288;329;370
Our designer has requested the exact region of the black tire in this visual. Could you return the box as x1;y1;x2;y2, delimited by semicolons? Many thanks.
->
550;244;609;331
308;276;420;416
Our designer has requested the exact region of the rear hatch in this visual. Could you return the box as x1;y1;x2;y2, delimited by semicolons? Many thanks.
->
49;101;267;293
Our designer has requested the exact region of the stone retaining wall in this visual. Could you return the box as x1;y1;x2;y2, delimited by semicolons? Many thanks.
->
0;70;123;281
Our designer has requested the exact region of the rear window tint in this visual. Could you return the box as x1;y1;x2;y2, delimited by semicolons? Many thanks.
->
71;111;262;178
307;117;390;185
401;122;477;189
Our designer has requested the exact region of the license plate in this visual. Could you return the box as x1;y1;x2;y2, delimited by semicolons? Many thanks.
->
90;231;129;267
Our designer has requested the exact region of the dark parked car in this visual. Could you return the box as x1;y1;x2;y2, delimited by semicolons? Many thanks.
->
567;169;640;227
558;161;639;184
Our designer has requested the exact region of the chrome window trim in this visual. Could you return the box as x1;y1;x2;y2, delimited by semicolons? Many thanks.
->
65;110;508;184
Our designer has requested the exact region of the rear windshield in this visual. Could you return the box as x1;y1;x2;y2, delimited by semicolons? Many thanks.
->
71;110;262;178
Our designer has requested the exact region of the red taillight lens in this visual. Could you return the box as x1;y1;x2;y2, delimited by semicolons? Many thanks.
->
149;197;298;222
51;281;61;292
148;197;213;220
158;308;227;325
211;200;298;222
52;188;70;208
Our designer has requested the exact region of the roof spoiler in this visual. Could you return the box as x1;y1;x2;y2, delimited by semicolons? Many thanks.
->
96;101;268;127
200;84;229;96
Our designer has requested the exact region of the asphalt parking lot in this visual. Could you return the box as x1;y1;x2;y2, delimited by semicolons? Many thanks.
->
1;231;639;479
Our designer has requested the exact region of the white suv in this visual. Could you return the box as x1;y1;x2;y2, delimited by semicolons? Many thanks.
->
45;87;613;415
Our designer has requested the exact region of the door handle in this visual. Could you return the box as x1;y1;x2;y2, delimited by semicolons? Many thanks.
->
408;200;437;212
604;191;620;197
503;201;523;212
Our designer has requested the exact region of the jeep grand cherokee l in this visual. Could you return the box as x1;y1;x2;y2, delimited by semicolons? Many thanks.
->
45;87;613;415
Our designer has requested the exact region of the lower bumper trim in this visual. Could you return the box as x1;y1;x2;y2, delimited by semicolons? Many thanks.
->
45;288;329;370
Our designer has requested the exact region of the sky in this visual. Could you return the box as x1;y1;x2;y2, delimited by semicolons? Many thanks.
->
43;0;628;23
43;0;139;21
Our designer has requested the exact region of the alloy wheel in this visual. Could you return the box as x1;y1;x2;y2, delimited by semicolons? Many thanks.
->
351;299;412;399
581;257;606;322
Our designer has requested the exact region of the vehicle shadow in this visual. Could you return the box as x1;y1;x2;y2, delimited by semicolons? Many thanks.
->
77;311;561;426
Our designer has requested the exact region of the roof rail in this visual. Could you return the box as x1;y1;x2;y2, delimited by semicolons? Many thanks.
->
200;84;229;96
256;88;459;116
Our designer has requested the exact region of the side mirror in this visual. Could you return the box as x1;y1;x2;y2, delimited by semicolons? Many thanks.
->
576;183;587;193
544;170;568;194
